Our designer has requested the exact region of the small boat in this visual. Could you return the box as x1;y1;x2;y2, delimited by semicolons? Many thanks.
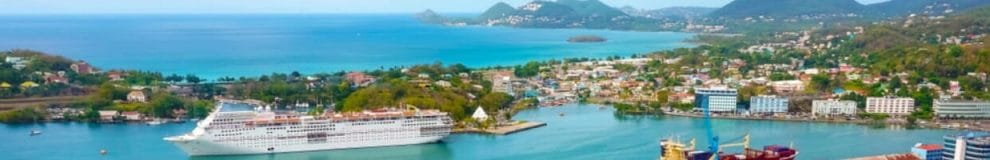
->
559;112;565;117
29;130;42;136
100;149;108;156
147;119;166;125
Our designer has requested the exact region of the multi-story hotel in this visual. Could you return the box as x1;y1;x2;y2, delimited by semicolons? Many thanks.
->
694;88;738;112
865;96;915;115
165;102;452;156
749;95;788;113
942;133;990;160
934;99;990;119
811;100;857;116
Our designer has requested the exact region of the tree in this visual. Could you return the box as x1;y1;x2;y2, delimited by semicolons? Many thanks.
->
290;71;302;79
769;72;795;81
514;61;541;78
185;74;202;84
809;74;832;93
656;90;671;106
839;93;867;109
165;74;184;83
479;92;512;113
149;93;184;118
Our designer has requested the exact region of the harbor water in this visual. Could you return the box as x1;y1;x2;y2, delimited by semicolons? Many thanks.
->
0;103;966;160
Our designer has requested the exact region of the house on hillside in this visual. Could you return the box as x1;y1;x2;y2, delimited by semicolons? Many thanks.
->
43;72;69;84
345;72;375;87
5;57;27;70
107;71;125;81
434;80;452;88
70;61;95;74
127;90;147;103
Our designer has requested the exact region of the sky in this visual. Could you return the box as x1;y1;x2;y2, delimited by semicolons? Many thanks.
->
0;0;892;14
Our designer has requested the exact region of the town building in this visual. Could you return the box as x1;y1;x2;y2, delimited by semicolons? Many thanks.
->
934;100;990;119
4;56;27;70
942;133;990;160
911;143;943;160
770;80;804;94
107;71;125;81
344;72;375;87
749;95;789;113
865;96;915;115
492;71;514;96
43;72;68;84
812;100;857;116
98;110;119;122
70;61;95;74
433;80;452;88
127;90;147;103
694;88;738;112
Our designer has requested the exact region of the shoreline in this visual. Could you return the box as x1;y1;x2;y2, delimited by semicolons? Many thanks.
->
658;110;990;132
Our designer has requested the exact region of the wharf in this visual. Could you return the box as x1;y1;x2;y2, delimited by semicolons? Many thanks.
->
847;153;920;160
453;121;547;135
663;111;874;125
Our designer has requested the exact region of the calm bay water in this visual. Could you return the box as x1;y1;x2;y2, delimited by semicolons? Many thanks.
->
0;14;692;79
0;104;968;160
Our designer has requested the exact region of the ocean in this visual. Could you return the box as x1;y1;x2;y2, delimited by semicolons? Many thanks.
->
0;14;693;79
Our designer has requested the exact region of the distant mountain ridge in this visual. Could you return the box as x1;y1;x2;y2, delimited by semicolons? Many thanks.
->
710;0;866;18
422;0;651;30
709;0;990;18
868;0;990;16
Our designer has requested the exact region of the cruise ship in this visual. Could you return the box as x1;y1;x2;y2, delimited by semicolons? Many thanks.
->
164;102;453;156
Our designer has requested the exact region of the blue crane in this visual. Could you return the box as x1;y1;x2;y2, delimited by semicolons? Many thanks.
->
702;101;719;152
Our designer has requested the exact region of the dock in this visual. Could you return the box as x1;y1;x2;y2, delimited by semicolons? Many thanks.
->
847;153;920;160
453;121;546;135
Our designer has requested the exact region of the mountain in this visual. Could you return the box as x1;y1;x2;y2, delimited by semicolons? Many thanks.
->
478;2;517;21
555;0;627;18
514;1;577;18
710;0;867;18
868;0;990;17
415;9;446;24
463;0;643;29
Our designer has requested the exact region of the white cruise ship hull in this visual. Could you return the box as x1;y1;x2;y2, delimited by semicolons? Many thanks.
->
170;135;445;156
165;102;454;156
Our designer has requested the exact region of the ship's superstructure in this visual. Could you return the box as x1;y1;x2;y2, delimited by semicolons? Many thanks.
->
165;102;452;156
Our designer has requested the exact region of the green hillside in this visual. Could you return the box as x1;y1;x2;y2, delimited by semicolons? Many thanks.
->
710;0;866;18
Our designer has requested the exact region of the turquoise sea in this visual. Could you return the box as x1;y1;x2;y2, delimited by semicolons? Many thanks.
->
0;14;692;79
0;104;968;160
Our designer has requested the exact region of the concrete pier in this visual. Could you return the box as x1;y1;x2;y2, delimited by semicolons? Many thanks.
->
453;121;547;135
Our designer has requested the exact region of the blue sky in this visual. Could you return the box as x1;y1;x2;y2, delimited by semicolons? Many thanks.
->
0;0;891;14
